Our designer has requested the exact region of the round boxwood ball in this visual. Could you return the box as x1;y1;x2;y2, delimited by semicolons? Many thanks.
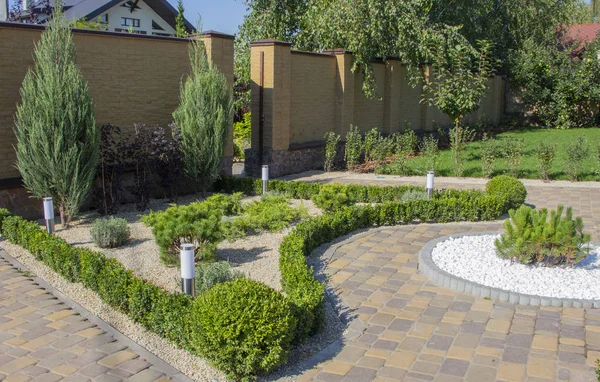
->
486;175;527;210
189;278;296;381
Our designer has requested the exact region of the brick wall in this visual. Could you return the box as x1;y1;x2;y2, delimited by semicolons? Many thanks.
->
0;23;234;182
247;41;506;177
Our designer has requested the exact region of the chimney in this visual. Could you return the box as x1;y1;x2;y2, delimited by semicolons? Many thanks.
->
0;0;8;20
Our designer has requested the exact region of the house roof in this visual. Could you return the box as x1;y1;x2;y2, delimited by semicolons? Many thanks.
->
564;23;600;45
35;0;195;32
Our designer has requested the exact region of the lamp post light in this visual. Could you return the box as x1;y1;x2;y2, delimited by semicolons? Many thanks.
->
180;244;195;297
43;197;55;234
262;165;269;195
426;171;435;199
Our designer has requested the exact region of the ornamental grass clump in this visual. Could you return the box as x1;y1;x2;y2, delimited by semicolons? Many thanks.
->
90;217;130;248
14;9;98;227
194;261;244;295
495;205;590;266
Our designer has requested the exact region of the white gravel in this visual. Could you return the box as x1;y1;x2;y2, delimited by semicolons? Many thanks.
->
431;234;600;300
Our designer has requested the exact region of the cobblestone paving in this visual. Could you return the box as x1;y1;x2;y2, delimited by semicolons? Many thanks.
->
0;254;173;382
289;174;600;381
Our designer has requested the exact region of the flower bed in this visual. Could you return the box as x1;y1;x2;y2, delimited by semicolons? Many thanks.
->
0;176;522;381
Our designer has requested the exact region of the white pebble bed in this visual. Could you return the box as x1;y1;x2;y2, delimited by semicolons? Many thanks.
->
431;234;600;300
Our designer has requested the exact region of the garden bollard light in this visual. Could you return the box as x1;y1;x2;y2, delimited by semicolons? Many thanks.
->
43;197;55;234
180;244;195;297
426;171;435;199
262;165;269;195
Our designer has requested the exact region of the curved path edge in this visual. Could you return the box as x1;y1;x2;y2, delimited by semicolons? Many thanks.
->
418;232;600;309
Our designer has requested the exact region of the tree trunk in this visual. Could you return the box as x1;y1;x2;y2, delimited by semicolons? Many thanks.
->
59;204;68;229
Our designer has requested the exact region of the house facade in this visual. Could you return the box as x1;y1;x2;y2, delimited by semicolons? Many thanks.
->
4;0;193;37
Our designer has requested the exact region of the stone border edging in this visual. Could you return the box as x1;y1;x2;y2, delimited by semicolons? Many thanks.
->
418;232;600;309
0;248;192;382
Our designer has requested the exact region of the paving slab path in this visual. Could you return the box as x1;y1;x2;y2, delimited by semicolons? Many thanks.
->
0;250;188;382
285;172;600;381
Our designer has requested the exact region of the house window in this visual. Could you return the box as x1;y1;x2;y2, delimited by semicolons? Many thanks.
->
152;20;164;31
121;17;140;27
115;28;147;35
98;14;108;24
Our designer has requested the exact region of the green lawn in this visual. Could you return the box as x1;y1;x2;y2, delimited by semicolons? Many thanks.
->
379;127;600;181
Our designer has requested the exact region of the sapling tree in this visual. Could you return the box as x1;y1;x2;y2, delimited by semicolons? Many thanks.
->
173;37;234;193
175;0;188;38
14;9;98;227
421;30;494;177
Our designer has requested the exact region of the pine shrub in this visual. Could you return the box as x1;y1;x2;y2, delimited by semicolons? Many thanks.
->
311;185;352;212
485;175;527;211
173;37;233;193
90;217;130;248
14;9;98;227
495;205;590;266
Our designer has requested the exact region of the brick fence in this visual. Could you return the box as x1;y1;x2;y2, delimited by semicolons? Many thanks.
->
0;22;234;218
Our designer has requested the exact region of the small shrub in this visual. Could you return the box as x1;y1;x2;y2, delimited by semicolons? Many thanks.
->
323;131;341;172
400;190;429;202
495;205;590;266
420;135;439;172
566;137;590;181
344;125;362;170
90;217;130;248
371;135;395;166
234;112;251;161
486;175;527;211
195;261;244;295
234;195;307;234
480;133;496;179
190;278;296;382
204;192;244;215
0;208;11;232
141;203;223;266
504;137;524;178
364;128;380;163
536;141;557;182
311;185;352;212
449;126;475;177
395;128;418;156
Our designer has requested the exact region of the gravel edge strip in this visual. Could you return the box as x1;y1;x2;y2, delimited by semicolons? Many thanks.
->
0;247;192;382
418;232;600;308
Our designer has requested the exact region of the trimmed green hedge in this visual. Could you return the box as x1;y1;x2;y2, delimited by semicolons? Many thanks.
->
0;176;522;380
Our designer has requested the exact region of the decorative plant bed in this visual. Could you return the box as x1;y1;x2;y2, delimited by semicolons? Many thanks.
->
419;233;600;308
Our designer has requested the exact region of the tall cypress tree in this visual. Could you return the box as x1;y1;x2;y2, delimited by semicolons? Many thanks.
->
14;9;98;227
175;0;188;38
173;38;233;193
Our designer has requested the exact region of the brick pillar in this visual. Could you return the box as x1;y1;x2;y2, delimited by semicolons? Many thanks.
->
327;49;355;139
201;31;235;176
383;59;403;135
247;39;292;177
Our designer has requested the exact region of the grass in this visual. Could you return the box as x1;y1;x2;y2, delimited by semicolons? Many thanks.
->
379;127;600;181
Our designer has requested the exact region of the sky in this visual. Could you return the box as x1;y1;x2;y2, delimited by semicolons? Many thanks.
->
167;0;248;35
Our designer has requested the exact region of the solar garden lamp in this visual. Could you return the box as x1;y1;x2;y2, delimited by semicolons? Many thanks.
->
43;197;55;234
262;165;269;195
180;244;195;297
426;171;435;199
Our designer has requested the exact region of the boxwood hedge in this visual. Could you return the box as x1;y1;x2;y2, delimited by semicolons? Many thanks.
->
0;176;522;380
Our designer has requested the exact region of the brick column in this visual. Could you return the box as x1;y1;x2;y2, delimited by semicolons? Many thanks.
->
327;49;355;139
201;31;235;176
247;39;292;177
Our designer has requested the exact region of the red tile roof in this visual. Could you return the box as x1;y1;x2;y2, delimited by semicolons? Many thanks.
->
564;23;600;45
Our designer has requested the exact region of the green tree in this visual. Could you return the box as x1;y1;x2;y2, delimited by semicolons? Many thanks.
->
173;38;233;193
14;9;98;227
175;0;188;38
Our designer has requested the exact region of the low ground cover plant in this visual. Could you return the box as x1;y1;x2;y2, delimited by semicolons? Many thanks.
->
495;204;590;266
90;217;130;248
